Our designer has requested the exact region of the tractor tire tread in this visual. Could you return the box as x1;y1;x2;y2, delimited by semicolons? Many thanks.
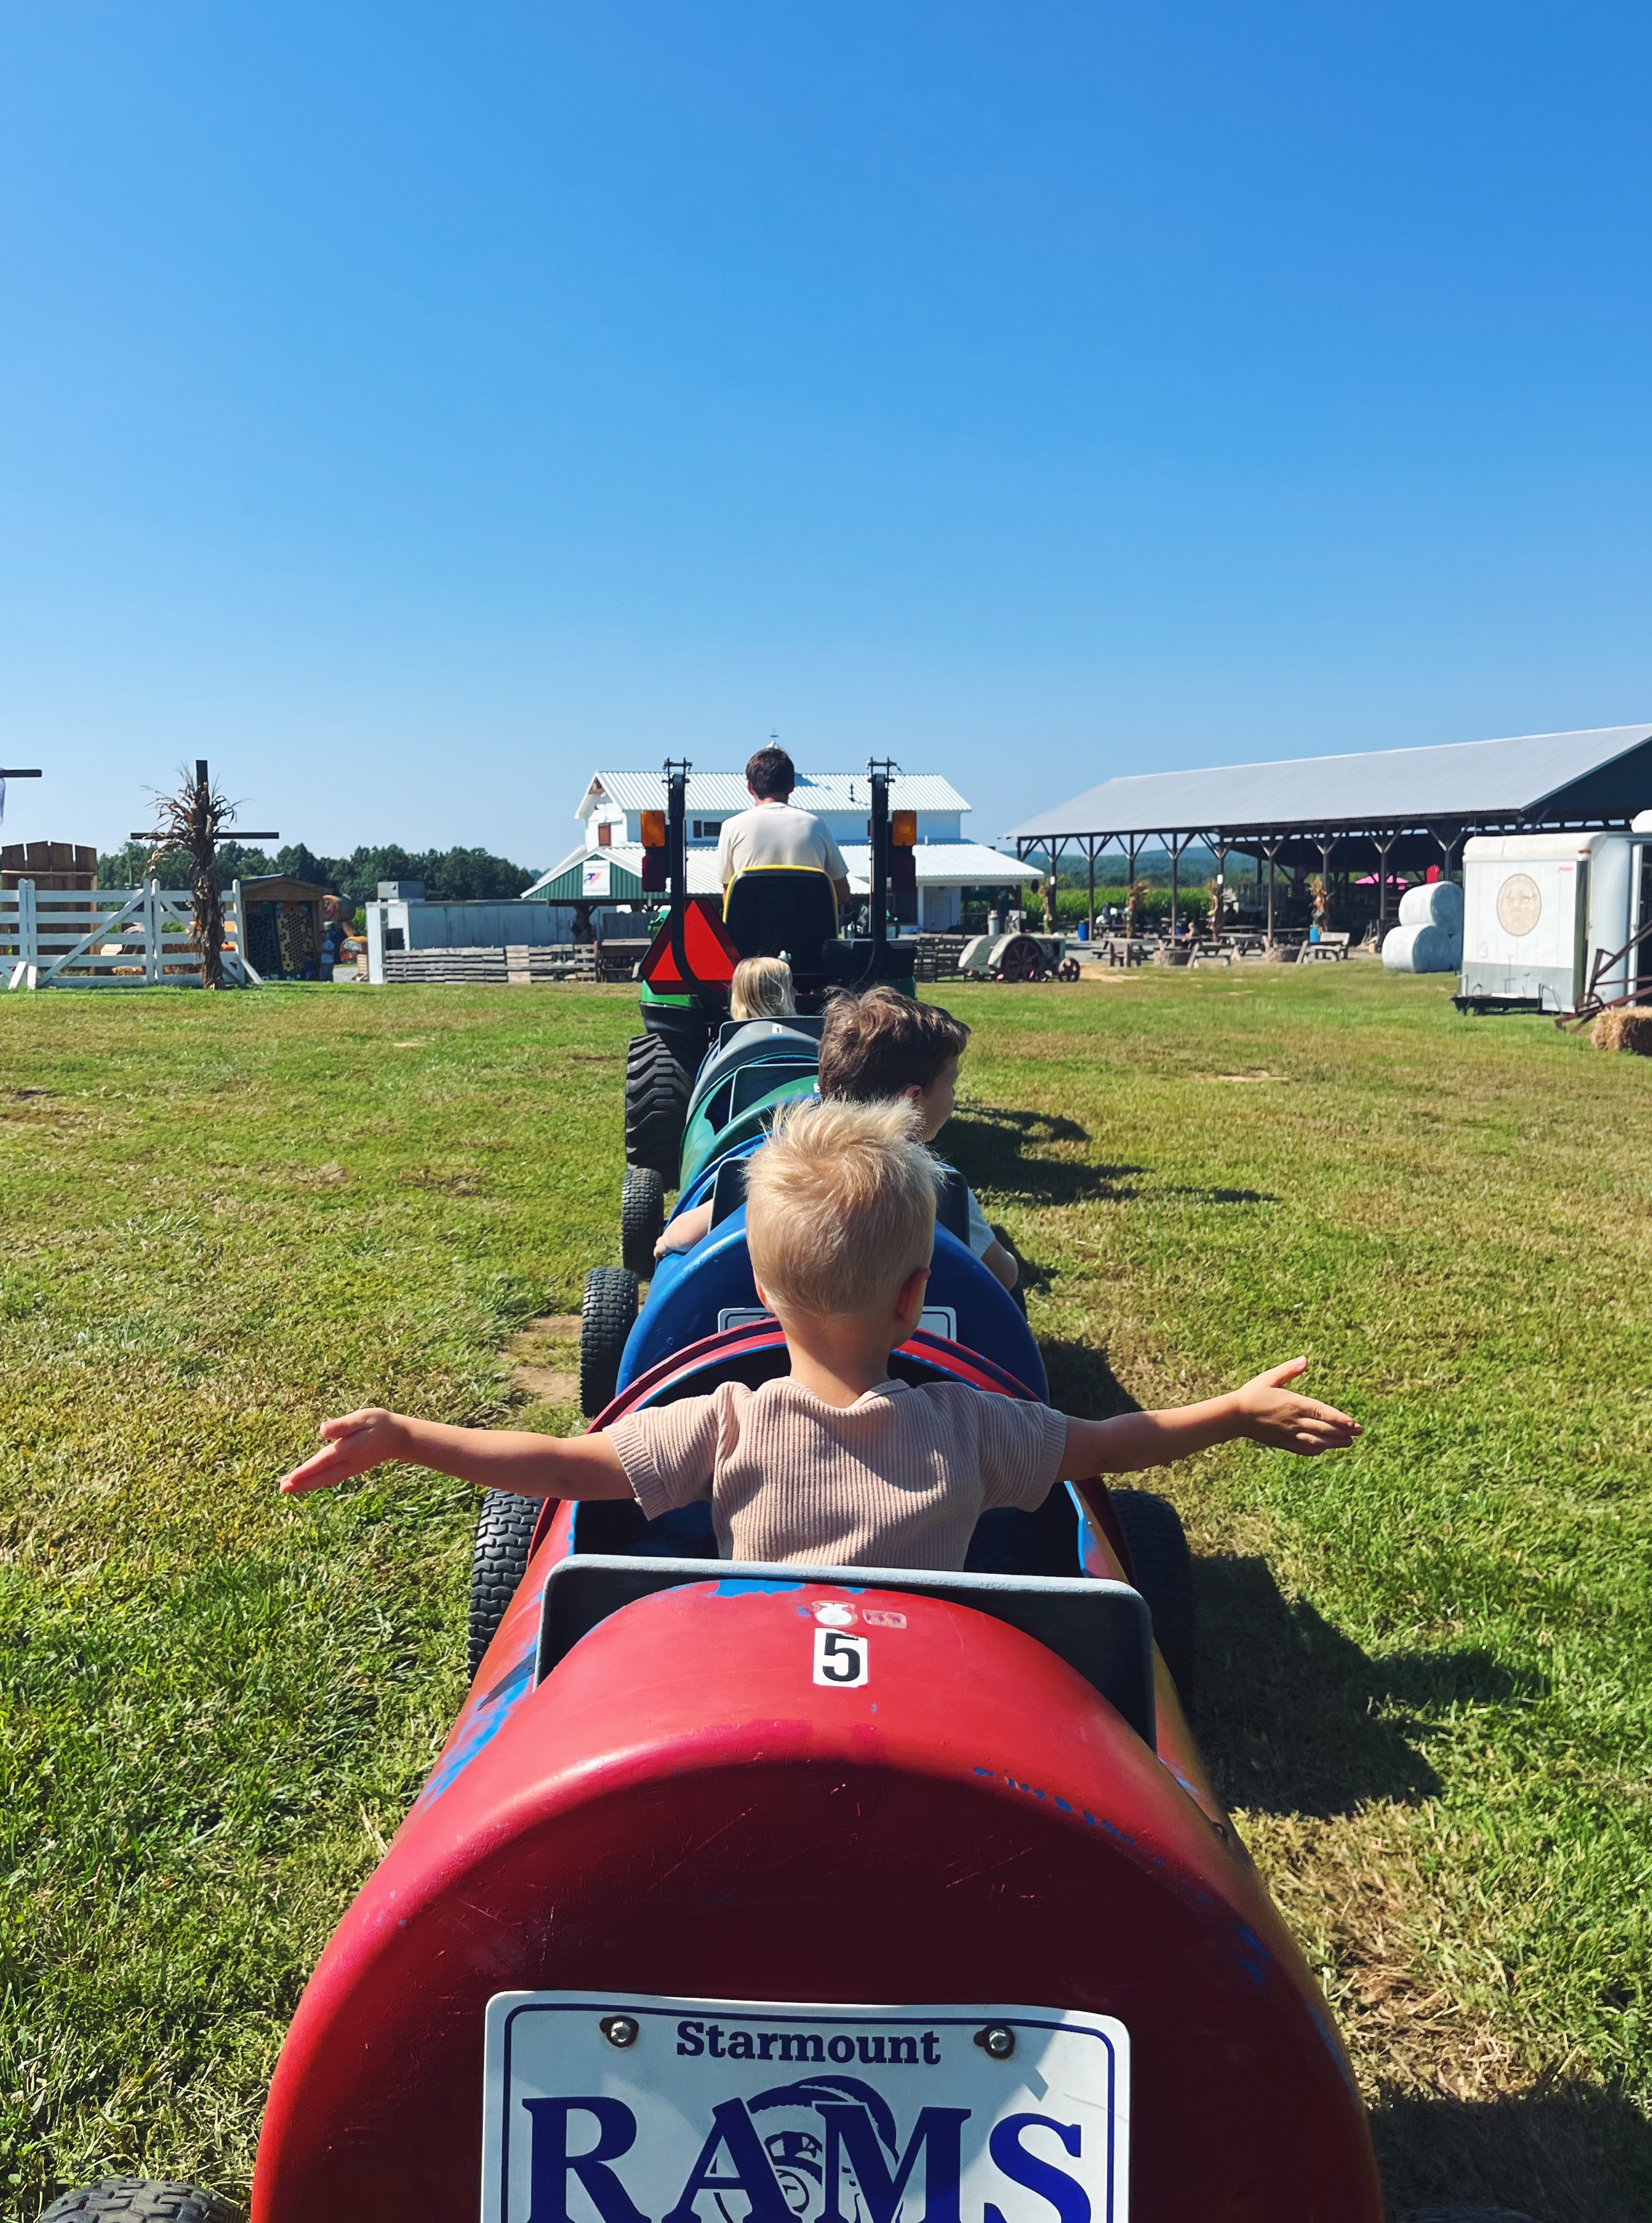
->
620;1165;666;1276
467;1488;543;1678
624;1056;690;1183
581;1267;639;1418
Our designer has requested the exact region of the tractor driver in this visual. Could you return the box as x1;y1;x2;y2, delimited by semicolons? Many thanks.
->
716;746;854;914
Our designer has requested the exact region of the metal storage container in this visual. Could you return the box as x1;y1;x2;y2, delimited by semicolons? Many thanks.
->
1459;818;1652;1013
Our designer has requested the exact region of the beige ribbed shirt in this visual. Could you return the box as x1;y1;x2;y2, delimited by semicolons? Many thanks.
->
608;1376;1068;1570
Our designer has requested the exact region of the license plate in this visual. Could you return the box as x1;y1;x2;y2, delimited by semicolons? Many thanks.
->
481;1991;1128;2223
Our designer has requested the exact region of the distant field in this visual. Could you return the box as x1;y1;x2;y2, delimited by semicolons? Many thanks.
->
1;969;1649;2219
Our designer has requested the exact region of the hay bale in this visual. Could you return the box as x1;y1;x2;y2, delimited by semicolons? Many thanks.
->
1382;922;1460;974
1592;1006;1652;1054
1398;879;1464;930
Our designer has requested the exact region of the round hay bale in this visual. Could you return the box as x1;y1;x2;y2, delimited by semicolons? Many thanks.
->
1398;879;1464;930
1382;922;1460;974
1592;1006;1652;1054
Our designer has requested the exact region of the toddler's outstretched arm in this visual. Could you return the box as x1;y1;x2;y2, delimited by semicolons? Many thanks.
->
279;1410;632;1500
1065;1358;1358;1476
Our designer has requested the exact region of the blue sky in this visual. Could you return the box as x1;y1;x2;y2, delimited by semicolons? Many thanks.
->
1;2;1649;868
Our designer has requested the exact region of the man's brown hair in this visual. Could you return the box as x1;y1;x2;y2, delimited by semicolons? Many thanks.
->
745;746;796;800
818;986;970;1102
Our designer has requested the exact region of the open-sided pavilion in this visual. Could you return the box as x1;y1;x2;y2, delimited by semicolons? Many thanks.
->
1005;723;1652;939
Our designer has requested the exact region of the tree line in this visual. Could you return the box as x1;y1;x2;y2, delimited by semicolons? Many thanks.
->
97;841;541;905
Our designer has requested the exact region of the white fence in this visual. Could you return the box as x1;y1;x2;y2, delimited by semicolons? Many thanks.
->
1;880;261;990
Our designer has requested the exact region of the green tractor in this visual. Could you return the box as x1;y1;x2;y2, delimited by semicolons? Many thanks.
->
622;758;920;1193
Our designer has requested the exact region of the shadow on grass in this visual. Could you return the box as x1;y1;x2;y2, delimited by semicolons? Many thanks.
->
940;1108;1144;1210
1039;1337;1145;1421
1375;2081;1652;2222
1162;1183;1279;1206
1196;1556;1547;1818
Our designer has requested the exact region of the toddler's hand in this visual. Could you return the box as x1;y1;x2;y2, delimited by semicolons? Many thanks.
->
280;1408;406;1494
1233;1359;1359;1456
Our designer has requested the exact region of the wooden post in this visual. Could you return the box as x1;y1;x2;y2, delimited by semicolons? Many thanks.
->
144;879;161;984
1263;840;1281;946
1373;835;1396;940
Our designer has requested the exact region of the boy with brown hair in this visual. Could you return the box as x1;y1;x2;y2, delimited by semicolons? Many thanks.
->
654;985;1014;1288
281;1099;1357;1569
815;985;1014;1288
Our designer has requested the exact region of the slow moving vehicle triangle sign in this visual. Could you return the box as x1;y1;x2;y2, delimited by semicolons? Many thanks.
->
639;903;741;990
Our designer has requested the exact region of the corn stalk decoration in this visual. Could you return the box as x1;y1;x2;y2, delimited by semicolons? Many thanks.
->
133;760;277;989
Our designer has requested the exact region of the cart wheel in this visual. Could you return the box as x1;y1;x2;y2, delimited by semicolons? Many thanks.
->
1057;957;1081;982
620;1165;666;1275
1109;1490;1195;1701
468;1488;541;1678
997;935;1046;983
624;1044;690;1186
39;2182;241;2222
580;1266;639;1418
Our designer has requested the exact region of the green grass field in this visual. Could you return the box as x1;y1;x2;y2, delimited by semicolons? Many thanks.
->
2;968;1649;2220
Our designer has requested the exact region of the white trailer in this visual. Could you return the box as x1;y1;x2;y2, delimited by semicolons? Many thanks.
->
1458;814;1652;1014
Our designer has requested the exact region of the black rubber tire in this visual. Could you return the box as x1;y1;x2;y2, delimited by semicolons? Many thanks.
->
620;1164;666;1275
467;1488;541;1679
624;1047;691;1186
1110;1489;1195;1702
39;2182;241;2222
1057;956;1081;982
580;1266;639;1418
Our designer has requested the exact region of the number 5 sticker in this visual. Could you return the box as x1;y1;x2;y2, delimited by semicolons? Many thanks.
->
813;1628;869;1687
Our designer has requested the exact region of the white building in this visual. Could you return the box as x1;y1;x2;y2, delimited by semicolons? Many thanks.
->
525;769;1036;931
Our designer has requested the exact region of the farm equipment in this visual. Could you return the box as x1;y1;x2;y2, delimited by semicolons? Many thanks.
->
626;762;924;1182
957;930;1080;983
119;1296;1380;2222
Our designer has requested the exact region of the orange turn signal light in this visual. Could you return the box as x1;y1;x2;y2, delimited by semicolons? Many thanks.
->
640;811;667;850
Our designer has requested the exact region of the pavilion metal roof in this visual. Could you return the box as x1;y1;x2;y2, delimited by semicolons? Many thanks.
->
1005;724;1652;844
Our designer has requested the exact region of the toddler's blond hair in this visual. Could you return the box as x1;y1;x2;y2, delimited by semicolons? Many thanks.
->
745;1097;939;1318
730;956;796;1020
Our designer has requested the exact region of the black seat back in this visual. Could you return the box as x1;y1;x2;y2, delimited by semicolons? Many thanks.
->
723;869;840;975
935;1163;972;1247
540;1555;1155;1745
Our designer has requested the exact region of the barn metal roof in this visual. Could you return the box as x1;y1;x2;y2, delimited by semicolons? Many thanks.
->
580;770;970;818
1006;725;1652;843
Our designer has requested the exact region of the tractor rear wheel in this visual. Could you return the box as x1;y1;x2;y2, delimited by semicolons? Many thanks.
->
997;935;1046;983
468;1488;542;1677
624;1043;691;1185
580;1266;639;1418
620;1165;666;1275
1110;1489;1195;1702
40;2183;241;2222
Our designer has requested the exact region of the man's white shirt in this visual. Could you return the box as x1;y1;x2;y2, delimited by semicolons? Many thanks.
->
716;800;849;887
